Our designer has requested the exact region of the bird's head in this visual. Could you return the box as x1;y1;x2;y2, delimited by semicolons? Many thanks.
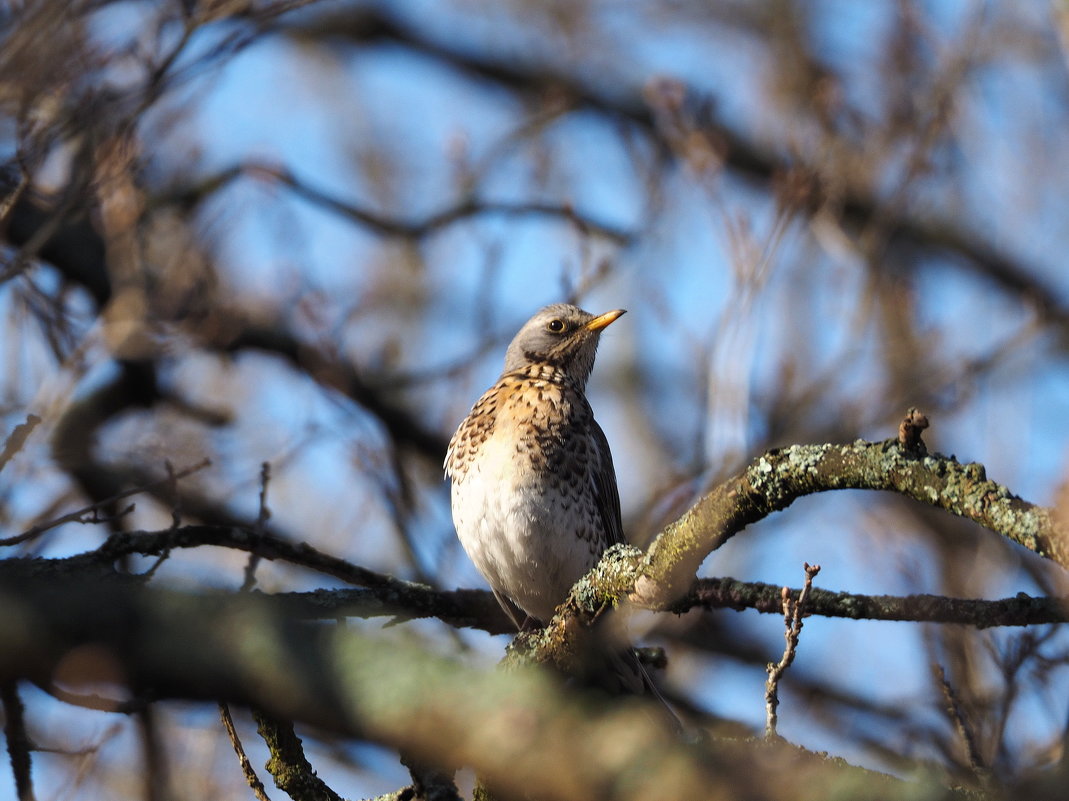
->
503;303;626;388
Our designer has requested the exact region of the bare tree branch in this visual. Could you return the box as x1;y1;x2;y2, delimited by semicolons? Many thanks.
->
166;162;635;244
0;414;40;476
293;8;1069;337
0;573;986;801
85;525;513;633
9;521;1067;635
1;682;36;801
220;703;273;801
2;459;210;547
933;665;990;789
679;577;1069;629
254;713;342;801
765;563;820;738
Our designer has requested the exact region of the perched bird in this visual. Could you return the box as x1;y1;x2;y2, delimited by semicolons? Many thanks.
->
445;303;628;630
446;302;683;731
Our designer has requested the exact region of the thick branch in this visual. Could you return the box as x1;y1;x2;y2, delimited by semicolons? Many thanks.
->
636;439;1065;608
0;573;981;801
519;434;1064;683
254;712;342;801
7;524;1065;634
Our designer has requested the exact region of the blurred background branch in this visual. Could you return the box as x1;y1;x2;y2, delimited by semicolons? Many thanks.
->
2;0;1069;798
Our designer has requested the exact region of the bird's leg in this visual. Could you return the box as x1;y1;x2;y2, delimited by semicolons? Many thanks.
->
588;600;613;625
519;615;544;632
492;589;531;631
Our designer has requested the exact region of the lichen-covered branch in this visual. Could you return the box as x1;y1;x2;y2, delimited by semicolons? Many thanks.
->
6;522;1066;640
636;437;1066;609
0;572;984;801
254;713;342;801
680;577;1069;628
519;422;1066;686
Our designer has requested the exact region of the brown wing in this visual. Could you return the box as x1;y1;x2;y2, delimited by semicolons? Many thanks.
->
588;416;625;547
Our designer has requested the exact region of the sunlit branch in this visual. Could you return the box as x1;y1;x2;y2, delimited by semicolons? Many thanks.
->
765;563;821;739
636;435;1066;609
678;577;1069;629
10;523;1066;633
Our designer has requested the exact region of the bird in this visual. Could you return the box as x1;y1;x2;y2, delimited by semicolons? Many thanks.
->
445;303;628;631
445;304;680;724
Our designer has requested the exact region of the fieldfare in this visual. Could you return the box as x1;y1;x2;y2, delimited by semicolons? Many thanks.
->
446;303;628;629
446;304;679;718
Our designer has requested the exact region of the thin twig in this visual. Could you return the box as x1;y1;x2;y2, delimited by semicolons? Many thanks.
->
1;682;37;801
934;664;990;785
0;168;28;230
765;562;821;738
219;703;272;801
227;464;284;801
681;576;1069;628
166;159;633;243
255;462;272;530
242;462;271;591
137;706;168;801
164;460;182;530
0;458;211;547
0;414;41;475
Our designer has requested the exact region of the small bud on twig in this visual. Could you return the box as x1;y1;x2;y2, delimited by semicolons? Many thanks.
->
898;407;929;454
765;563;821;738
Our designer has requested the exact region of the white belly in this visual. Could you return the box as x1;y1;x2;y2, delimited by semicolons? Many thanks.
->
450;431;599;623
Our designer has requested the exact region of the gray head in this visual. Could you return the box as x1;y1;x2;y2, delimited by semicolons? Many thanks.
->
503;303;626;388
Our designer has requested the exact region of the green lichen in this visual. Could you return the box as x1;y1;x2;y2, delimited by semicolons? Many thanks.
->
569;544;643;613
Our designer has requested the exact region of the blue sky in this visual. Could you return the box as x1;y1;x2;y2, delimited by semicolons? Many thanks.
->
4;0;1069;797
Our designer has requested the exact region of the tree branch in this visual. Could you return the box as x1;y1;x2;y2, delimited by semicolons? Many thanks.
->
0;573;986;801
169;162;634;244
85;524;513;633
679;577;1069;629
508;417;1066;694
295;8;1069;336
219;703;273;801
636;437;1066;609
7;522;1067;636
765;564;820;738
0;414;41;476
254;712;342;801
1;682;36;801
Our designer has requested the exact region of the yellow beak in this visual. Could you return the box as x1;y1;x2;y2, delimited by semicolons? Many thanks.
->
584;309;626;331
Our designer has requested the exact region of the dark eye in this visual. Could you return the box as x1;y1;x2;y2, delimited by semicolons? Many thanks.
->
546;319;565;333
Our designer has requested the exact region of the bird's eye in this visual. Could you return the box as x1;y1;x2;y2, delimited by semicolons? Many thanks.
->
546;319;566;333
